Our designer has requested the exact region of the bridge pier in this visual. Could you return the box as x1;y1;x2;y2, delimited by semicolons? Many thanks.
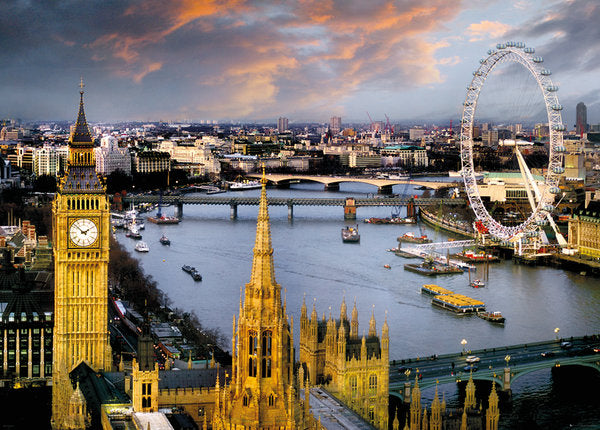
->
287;204;293;220
175;202;184;219
502;367;512;395
230;204;238;220
378;185;394;195
324;183;339;191
344;197;356;220
403;382;411;404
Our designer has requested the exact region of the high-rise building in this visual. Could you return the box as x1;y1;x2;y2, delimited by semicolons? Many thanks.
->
94;135;132;176
277;117;288;133
330;116;342;134
51;84;112;427
33;144;69;177
576;102;587;135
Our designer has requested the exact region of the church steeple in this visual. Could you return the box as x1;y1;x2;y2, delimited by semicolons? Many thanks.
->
247;167;278;295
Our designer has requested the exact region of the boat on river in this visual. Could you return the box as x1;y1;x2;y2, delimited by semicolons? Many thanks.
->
160;235;171;245
126;226;142;239
364;217;416;224
404;260;463;276
228;180;262;190
148;215;180;224
454;249;500;263
470;279;485;288
182;265;194;273
397;232;431;243
431;293;486;313
134;241;149;252
341;226;360;243
477;311;505;324
421;284;454;296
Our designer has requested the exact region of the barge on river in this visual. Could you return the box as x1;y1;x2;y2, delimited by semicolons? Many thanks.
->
404;261;463;276
421;284;454;296
431;293;486;313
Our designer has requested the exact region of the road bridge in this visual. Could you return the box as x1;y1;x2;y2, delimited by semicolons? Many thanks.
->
123;195;466;220
389;334;600;401
245;173;459;193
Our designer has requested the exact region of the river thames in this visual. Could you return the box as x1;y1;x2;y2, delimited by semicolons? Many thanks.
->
117;182;600;429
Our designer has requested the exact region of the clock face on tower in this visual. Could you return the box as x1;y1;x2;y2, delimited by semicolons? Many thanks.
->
69;218;99;247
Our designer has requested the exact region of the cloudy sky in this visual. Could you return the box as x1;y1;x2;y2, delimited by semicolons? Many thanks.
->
0;0;598;126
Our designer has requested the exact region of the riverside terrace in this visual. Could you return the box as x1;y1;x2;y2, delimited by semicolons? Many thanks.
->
121;195;466;220
389;334;600;400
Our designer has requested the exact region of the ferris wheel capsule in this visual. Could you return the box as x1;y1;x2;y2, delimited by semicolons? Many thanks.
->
549;187;561;194
532;57;543;63
543;204;554;212
516;42;525;48
555;145;566;153
552;124;566;131
546;85;559;92
552;166;565;174
487;49;497;55
496;43;506;49
551;104;563;111
524;47;535;53
540;69;552;76
536;219;548;226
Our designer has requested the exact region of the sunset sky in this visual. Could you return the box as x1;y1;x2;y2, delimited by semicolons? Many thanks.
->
1;0;598;127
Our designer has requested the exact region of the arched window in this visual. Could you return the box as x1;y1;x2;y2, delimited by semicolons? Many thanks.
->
268;394;275;407
350;375;358;398
261;330;272;378
248;357;257;377
243;394;249;406
368;374;377;396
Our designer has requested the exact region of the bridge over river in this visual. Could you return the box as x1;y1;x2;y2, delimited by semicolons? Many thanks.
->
389;334;600;401
123;195;466;220
246;173;459;194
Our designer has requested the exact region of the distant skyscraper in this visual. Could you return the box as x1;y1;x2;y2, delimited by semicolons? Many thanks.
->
576;102;587;135
277;117;288;133
330;116;342;134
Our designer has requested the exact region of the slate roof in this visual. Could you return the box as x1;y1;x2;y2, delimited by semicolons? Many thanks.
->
158;367;227;390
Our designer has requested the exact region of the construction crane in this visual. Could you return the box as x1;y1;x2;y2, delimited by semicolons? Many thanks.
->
384;114;394;135
366;111;378;136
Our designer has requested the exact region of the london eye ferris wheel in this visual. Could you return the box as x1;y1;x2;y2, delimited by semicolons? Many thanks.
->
459;42;566;241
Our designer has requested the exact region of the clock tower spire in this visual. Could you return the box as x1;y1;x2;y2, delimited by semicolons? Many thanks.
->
52;83;111;428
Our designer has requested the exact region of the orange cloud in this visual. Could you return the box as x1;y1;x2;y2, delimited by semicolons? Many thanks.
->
466;20;511;42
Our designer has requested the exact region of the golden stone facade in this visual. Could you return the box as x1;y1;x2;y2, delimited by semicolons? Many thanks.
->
52;85;112;428
299;298;390;429
212;171;316;429
568;201;600;258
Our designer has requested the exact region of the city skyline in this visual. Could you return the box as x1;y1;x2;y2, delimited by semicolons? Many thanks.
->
1;0;599;127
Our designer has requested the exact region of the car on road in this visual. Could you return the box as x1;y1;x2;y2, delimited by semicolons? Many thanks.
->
541;351;555;357
464;364;478;372
560;341;573;349
397;366;412;373
465;355;480;363
593;345;600;353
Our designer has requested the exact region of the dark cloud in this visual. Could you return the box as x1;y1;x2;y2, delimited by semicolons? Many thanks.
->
508;0;600;74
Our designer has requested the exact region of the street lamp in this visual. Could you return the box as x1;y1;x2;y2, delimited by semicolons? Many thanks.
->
461;339;467;353
504;355;511;368
554;327;560;341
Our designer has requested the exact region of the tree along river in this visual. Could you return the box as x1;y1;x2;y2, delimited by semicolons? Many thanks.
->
117;181;600;429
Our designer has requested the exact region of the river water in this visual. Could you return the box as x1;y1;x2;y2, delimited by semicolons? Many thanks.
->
117;182;600;429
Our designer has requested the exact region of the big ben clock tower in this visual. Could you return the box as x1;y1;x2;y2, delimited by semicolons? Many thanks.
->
52;82;111;428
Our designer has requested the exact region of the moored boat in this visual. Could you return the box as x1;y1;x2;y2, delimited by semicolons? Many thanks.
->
134;241;149;252
397;232;432;243
148;215;180;224
341;226;360;243
228;180;262;190
182;265;194;273
364;217;416;224
477;311;505;324
421;284;454;296
126;226;142;239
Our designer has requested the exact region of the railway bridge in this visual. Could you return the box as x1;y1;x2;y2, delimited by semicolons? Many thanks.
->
123;195;466;220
